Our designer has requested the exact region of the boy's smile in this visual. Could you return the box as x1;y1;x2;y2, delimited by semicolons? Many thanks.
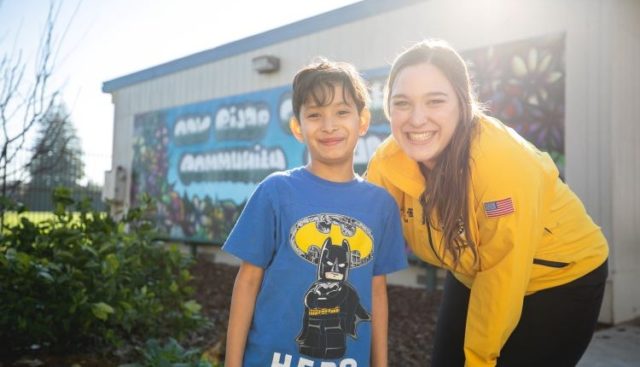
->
291;82;370;181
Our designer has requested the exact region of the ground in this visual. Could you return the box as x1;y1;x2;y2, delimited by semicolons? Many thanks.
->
190;256;442;366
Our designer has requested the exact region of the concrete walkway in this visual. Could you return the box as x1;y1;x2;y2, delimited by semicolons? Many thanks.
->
579;322;640;367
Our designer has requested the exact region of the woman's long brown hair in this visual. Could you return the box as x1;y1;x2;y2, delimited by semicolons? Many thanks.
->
384;40;483;267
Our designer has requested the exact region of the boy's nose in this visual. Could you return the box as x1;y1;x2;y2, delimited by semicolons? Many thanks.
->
321;117;338;132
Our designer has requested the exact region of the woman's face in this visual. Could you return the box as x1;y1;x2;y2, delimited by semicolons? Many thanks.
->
388;62;460;169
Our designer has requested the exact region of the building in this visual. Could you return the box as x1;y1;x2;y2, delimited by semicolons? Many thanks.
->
102;0;640;324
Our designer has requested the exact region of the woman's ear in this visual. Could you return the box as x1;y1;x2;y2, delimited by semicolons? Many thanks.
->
359;108;371;136
289;117;304;142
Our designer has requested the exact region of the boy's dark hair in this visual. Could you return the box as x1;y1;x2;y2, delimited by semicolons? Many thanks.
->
291;58;369;121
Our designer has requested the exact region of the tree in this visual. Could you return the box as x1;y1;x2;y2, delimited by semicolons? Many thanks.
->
22;104;84;210
0;2;72;227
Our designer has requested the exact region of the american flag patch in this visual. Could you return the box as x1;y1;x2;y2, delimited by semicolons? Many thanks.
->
484;198;515;218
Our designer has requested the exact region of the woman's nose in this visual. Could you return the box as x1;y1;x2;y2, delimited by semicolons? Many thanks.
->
410;107;429;127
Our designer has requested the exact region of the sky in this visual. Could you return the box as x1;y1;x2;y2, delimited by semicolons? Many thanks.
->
0;0;361;185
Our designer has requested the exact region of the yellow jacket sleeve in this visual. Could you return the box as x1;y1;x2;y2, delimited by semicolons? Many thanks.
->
365;151;406;210
463;143;546;367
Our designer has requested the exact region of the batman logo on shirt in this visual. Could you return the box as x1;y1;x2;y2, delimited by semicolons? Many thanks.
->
290;214;373;359
289;213;374;268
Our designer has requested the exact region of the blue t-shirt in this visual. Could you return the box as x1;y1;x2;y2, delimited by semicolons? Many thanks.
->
223;167;408;367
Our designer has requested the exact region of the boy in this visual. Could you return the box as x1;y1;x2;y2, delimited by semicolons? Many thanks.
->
223;59;407;367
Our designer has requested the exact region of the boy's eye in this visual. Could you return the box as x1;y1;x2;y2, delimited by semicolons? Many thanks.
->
337;110;351;116
326;261;334;266
306;113;320;119
338;263;346;268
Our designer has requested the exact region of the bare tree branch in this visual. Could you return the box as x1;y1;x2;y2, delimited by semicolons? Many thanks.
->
1;1;73;229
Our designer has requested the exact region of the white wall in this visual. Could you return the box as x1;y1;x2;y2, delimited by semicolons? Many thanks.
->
106;0;640;323
609;0;640;323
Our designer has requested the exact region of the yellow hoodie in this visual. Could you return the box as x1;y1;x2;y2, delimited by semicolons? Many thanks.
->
366;117;608;367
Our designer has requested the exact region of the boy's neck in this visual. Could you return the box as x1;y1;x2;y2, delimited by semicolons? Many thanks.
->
305;162;356;183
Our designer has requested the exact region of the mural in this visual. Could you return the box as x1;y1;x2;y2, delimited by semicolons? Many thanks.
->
130;34;565;244
465;33;566;175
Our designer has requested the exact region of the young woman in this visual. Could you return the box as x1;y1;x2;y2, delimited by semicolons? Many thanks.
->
366;39;608;367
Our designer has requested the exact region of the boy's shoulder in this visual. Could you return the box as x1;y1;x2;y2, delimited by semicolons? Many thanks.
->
259;167;302;187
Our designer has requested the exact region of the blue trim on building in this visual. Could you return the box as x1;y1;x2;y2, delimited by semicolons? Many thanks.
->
102;0;425;93
361;66;391;79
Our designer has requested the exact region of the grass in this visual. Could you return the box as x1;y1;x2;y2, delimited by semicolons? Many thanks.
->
1;211;107;229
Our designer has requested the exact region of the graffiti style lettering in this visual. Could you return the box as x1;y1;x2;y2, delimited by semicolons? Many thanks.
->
279;92;293;134
300;134;384;174
271;352;357;367
368;79;387;124
369;80;384;111
173;115;211;145
215;103;270;141
178;145;286;184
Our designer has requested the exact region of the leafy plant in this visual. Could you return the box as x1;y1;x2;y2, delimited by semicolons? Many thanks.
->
0;188;205;355
121;338;220;367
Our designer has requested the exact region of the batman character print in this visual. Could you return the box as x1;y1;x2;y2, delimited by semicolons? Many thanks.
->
289;213;374;359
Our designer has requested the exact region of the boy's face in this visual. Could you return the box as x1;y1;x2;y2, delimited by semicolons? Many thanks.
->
291;83;369;173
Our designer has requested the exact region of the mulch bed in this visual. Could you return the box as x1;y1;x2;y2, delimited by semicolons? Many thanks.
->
190;256;442;366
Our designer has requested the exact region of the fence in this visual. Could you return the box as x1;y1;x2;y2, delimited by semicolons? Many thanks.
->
1;151;111;225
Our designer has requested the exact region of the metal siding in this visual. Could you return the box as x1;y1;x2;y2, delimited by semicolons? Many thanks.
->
611;0;640;323
110;92;134;207
565;0;613;238
562;0;615;322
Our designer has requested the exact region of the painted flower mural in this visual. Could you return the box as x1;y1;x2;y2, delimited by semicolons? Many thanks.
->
465;34;565;175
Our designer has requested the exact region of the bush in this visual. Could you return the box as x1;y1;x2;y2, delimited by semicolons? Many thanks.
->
122;338;220;367
0;188;204;355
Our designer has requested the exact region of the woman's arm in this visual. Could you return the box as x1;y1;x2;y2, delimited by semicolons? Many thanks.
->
225;261;264;367
371;274;389;367
463;136;548;367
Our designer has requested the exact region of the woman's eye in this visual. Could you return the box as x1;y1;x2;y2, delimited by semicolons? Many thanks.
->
306;113;320;119
428;99;445;105
337;110;351;116
392;100;409;108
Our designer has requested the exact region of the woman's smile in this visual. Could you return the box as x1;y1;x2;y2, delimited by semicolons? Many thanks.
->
406;131;436;143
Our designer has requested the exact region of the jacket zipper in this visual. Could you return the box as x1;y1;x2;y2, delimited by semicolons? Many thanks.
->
533;258;570;268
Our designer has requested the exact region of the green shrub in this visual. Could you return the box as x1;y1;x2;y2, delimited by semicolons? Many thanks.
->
0;188;204;355
121;338;220;367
